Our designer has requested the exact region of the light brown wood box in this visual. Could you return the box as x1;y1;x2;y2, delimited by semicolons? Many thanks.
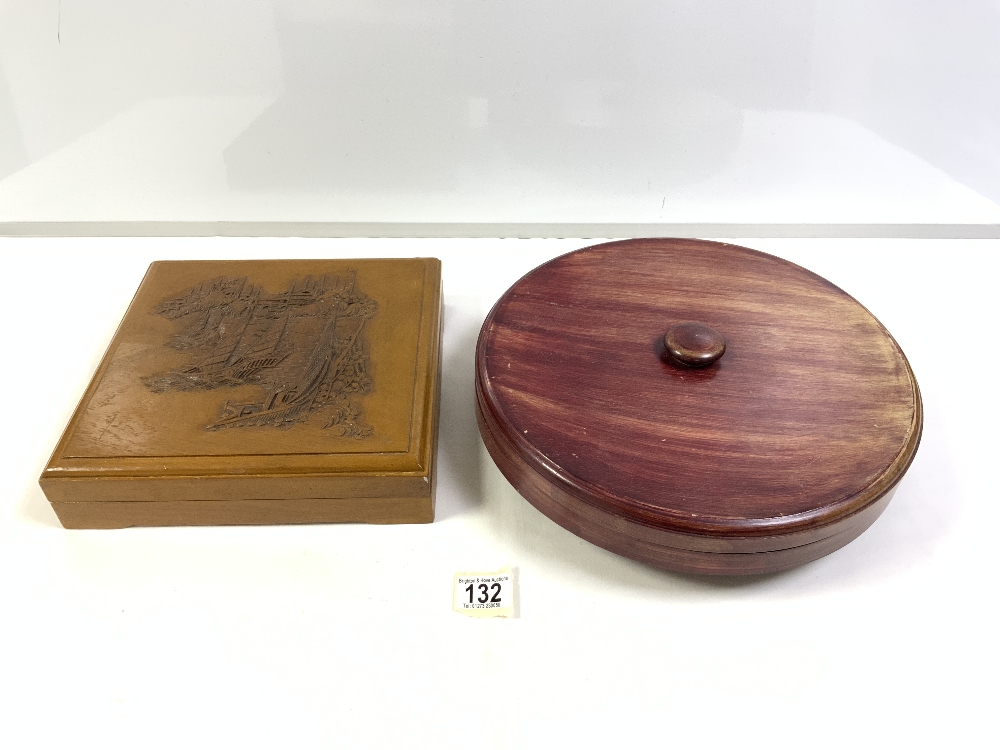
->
40;258;443;528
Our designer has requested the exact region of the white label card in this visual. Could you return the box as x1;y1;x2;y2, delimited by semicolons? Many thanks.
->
453;568;514;618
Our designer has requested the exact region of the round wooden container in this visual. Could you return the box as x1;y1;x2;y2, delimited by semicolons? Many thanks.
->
475;239;922;575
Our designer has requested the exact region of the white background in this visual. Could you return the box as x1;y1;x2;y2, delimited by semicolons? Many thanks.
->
1;237;996;748
2;2;1000;228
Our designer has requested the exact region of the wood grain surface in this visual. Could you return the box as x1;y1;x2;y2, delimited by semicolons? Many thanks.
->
476;239;922;574
41;258;443;528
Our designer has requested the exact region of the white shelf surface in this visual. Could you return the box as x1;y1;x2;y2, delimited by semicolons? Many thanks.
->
1;236;996;748
3;2;1000;229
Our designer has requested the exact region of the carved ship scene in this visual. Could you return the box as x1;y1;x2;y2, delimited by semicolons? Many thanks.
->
144;272;377;437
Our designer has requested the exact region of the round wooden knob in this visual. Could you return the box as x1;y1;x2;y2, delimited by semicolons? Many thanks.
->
664;322;726;367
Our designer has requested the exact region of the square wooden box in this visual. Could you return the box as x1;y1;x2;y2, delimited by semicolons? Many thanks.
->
40;258;443;528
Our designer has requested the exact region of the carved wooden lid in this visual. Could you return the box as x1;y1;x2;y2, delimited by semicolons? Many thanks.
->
475;239;922;573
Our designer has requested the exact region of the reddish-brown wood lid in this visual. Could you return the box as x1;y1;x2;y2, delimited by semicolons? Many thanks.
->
476;239;922;544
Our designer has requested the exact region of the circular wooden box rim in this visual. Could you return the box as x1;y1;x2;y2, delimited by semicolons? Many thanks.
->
476;239;922;544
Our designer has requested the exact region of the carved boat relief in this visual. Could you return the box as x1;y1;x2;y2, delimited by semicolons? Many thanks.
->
144;272;377;437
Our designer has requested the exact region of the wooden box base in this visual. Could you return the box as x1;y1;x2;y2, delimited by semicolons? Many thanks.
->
50;495;435;530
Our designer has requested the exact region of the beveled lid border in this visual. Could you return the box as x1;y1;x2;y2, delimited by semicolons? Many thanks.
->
42;258;443;482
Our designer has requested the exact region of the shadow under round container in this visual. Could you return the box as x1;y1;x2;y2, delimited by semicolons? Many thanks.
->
475;239;922;575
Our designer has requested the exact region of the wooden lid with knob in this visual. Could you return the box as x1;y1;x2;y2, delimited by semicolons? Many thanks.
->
475;239;922;575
